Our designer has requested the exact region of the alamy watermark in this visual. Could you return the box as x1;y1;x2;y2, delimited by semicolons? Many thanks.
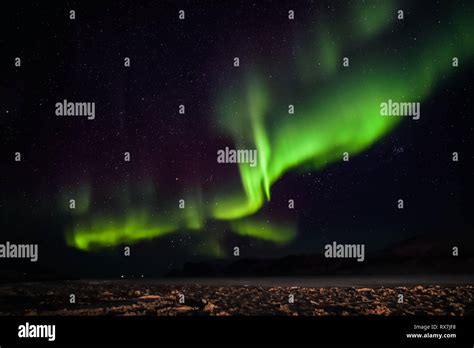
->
380;99;420;120
0;241;38;262
18;322;55;341
324;241;365;262
55;99;95;120
217;147;257;167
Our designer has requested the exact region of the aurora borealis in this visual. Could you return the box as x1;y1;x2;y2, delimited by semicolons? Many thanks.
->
66;0;474;251
2;0;473;276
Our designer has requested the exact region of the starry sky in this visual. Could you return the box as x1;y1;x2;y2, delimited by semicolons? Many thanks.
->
2;0;473;277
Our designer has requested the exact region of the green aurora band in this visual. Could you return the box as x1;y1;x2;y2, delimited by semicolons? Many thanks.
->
67;2;474;253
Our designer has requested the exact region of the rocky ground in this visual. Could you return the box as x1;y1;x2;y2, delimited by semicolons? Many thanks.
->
0;281;472;316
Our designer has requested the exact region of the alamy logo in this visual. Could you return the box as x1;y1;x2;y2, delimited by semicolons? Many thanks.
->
0;241;38;262
380;99;420;120
324;241;365;262
18;322;55;341
217;147;258;167
55;99;95;120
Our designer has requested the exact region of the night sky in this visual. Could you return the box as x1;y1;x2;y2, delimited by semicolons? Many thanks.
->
1;0;473;277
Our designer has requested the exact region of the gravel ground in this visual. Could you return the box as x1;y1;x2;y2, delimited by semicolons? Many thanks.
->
0;281;472;316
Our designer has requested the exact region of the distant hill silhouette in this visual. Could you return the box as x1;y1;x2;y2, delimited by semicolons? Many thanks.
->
168;232;474;277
